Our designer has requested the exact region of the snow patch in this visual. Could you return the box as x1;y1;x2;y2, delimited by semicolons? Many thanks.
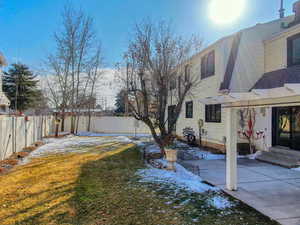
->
292;167;300;171
238;151;262;160
20;135;136;165
188;148;225;160
77;131;150;138
137;159;217;193
208;196;234;209
145;145;161;154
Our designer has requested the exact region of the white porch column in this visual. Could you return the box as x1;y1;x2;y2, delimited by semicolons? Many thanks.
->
225;107;238;191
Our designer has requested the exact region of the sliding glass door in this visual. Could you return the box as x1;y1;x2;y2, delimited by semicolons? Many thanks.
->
273;106;300;150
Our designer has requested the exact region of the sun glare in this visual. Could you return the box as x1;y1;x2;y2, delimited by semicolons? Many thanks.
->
209;0;246;25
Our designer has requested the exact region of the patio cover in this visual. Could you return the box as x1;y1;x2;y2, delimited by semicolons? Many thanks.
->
198;83;300;191
199;84;300;107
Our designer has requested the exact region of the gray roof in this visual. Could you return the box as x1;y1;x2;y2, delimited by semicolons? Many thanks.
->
251;65;300;90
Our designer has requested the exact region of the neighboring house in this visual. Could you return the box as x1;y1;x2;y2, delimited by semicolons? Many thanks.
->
169;1;300;168
0;53;10;114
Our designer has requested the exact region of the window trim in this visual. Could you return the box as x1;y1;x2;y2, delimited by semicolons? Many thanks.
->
185;101;193;118
205;104;221;123
201;50;215;79
287;33;300;67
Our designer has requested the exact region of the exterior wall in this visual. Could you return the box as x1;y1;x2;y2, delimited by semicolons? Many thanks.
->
0;116;54;160
174;37;234;150
265;24;300;73
62;116;152;134
232;96;300;152
169;16;298;152
236;107;272;152
230;16;294;91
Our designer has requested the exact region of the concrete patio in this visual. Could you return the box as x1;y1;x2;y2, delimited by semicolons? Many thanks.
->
181;158;300;225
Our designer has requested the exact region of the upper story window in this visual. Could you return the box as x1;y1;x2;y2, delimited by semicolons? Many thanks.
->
205;104;221;123
201;50;215;79
186;101;193;118
287;33;300;67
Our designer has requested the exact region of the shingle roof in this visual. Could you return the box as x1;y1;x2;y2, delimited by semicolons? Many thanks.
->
251;65;300;90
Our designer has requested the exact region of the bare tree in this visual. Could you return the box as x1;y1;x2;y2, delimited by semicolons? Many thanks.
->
45;55;72;131
85;46;104;131
118;21;201;154
46;4;103;133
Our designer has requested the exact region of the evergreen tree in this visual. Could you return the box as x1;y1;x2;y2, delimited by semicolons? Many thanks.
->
114;89;126;114
3;63;41;112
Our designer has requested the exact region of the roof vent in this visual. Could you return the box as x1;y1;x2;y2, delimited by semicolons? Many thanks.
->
279;0;285;18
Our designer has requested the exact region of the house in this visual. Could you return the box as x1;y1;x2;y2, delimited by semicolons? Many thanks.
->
169;0;300;189
0;53;10;114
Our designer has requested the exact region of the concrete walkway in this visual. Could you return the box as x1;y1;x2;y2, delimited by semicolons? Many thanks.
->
181;158;300;225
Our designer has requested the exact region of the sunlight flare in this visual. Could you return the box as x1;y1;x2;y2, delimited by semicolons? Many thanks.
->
209;0;246;25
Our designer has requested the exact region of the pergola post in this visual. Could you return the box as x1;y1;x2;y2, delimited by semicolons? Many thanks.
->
225;107;238;191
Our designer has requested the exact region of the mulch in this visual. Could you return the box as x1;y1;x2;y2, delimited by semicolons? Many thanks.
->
0;141;46;175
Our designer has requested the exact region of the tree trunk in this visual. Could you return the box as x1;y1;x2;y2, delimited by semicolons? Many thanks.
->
87;113;91;132
61;111;65;132
75;114;80;134
70;115;75;134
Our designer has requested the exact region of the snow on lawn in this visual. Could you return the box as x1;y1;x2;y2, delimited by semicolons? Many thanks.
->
20;135;139;165
137;162;216;193
137;144;234;210
174;140;262;161
77;131;151;138
138;144;217;193
172;140;225;160
208;196;234;209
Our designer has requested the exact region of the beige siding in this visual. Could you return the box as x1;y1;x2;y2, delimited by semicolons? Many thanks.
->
231;16;294;91
265;25;300;73
174;37;234;146
169;16;298;150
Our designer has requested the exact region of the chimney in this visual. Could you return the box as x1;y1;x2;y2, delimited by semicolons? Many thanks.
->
279;0;285;18
293;0;300;23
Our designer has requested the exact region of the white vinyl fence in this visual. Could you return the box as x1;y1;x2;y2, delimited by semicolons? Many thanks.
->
0;116;54;160
62;116;151;135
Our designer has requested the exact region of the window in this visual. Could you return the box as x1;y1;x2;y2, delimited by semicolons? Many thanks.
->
201;50;215;79
186;101;193;118
288;33;300;67
205;104;221;123
184;65;191;82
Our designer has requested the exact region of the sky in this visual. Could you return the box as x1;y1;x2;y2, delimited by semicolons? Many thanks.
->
0;0;295;107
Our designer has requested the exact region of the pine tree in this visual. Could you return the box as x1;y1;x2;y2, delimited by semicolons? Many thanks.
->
114;89;126;114
3;63;41;112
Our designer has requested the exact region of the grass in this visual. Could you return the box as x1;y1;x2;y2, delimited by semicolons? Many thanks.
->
0;139;279;225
